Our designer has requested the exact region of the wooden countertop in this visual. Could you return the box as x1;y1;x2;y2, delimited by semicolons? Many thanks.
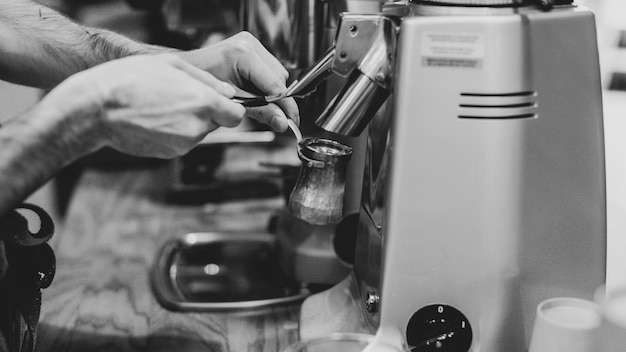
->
35;161;301;352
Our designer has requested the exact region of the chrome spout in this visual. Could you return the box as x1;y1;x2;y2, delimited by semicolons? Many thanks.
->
261;13;399;137
315;13;399;136
316;70;389;136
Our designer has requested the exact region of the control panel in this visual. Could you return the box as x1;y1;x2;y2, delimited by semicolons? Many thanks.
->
406;304;473;352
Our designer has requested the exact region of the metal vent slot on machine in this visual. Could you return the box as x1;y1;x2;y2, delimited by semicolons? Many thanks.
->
458;91;538;119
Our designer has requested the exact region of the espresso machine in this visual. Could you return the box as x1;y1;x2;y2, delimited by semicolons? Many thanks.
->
286;1;607;351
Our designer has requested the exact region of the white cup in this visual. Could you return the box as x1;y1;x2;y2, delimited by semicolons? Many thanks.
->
528;297;602;352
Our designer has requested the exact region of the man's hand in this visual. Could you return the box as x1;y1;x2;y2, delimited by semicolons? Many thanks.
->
0;0;298;132
39;54;246;159
177;32;300;133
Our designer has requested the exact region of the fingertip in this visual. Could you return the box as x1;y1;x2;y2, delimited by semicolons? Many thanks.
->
225;99;246;126
276;98;300;126
222;82;237;97
208;94;246;128
235;102;247;118
272;115;289;133
273;77;288;92
280;67;289;81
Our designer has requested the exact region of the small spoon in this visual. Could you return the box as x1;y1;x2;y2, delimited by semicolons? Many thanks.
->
287;119;303;145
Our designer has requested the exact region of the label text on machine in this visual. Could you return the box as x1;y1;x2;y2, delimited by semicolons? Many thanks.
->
421;32;485;69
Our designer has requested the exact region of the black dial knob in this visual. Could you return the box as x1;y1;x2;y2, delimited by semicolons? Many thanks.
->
406;304;473;352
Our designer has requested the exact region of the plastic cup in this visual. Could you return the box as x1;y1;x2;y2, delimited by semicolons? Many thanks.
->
528;297;602;352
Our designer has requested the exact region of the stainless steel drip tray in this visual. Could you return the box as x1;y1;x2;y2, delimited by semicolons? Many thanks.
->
151;232;310;311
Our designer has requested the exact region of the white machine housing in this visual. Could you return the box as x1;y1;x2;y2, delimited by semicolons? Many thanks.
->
300;3;606;352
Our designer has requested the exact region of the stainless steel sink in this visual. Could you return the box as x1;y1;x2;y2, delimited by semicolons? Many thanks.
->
151;232;311;311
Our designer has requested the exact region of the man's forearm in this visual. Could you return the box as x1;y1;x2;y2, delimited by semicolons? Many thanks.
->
0;81;105;218
0;0;170;88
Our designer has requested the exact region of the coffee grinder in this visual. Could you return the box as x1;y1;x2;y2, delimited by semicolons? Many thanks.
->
292;1;606;351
